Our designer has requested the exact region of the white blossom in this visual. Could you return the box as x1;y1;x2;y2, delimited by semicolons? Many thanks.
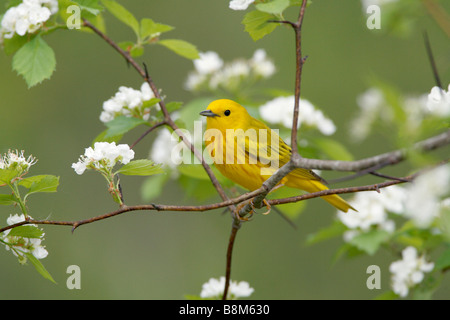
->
0;0;59;39
389;246;434;297
229;0;255;11
72;142;135;175
1;214;48;263
100;82;158;123
258;96;336;135
200;277;254;299
338;186;406;241
426;84;450;117
0;149;37;173
404;165;450;228
185;49;275;92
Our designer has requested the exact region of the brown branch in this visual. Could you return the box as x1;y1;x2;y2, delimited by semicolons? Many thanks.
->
130;120;166;149
421;0;450;38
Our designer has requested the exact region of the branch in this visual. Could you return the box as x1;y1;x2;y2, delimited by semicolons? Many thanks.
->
81;19;233;210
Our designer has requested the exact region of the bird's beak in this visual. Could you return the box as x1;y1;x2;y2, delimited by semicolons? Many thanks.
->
200;110;220;117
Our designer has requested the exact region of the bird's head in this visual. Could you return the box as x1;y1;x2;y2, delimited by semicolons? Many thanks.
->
200;99;250;131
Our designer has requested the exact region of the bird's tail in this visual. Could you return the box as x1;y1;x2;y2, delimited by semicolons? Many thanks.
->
286;176;356;213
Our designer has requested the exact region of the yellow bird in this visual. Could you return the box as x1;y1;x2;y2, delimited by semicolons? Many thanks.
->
200;99;355;213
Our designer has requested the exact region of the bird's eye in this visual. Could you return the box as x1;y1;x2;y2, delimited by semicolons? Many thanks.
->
224;110;231;116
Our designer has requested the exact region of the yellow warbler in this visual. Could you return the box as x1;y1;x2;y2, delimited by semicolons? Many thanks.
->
200;99;355;213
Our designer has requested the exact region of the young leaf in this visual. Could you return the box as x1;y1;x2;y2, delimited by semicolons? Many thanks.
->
0;194;15;205
306;220;346;245
19;175;59;194
104;116;148;138
140;18;174;40
255;0;290;15
12;35;56;87
8;225;44;238
349;230;391;255
101;0;140;37
116;160;163;176
158;39;200;60
24;253;56;283
242;10;278;41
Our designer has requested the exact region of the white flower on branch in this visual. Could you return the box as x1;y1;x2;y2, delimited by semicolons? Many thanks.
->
0;149;37;172
338;186;406;241
1;214;48;263
229;0;255;11
185;49;275;92
0;0;58;39
100;82;159;123
258;96;336;136
426;84;450;117
72;142;135;175
389;246;434;298
404;164;450;228
200;276;254;299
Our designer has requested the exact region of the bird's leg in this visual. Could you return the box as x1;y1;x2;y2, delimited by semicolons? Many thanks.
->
234;200;255;221
259;199;271;215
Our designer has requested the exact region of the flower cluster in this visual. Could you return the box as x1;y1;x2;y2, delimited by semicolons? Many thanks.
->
258;96;336;136
0;0;58;40
404;164;450;228
99;82;159;123
338;185;406;241
389;246;434;297
185;49;275;93
200;277;254;299
0;149;37;175
351;84;450;141
1;214;48;264
72;142;135;175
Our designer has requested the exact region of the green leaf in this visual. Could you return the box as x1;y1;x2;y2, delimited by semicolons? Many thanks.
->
255;0;290;15
72;0;103;15
2;34;32;55
312;137;354;161
24;253;56;283
178;164;229;185
12;35;56;87
140;18;174;40
19;175;59;196
268;186;306;219
158;39;200;60
349;230;391;255
166;101;183;113
306;220;346;245
116;160;163;176
101;0;140;37
104;116;148;137
0;194;15;205
434;248;450;271
179;97;213;131
374;290;399;300
92;129;123;145
8;225;44;238
242;10;278;41
0;167;20;184
141;173;168;202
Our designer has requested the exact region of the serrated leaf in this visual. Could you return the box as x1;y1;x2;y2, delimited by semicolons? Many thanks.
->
19;175;59;194
0;194;15;205
349;230;391;255
8;225;44;238
12;35;56;87
158;39;199;60
24;253;56;283
101;0;140;37
140;18;174;40
104;116;148;137
242;10;278;41
116;160;163;176
255;0;290;15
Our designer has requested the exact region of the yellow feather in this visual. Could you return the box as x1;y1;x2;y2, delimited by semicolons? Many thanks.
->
201;99;355;213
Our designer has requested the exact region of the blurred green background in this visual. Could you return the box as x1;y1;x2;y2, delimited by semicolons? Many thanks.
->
1;0;449;299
